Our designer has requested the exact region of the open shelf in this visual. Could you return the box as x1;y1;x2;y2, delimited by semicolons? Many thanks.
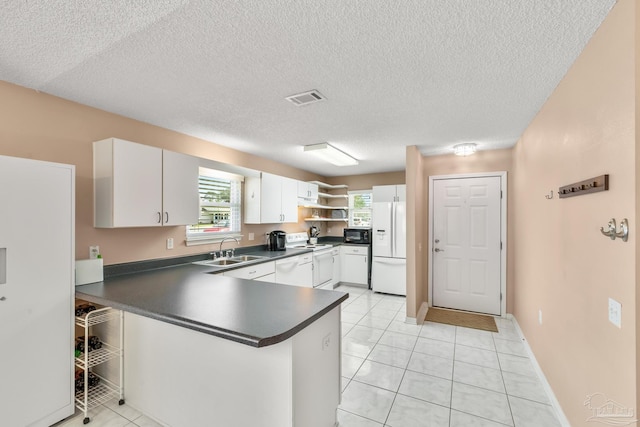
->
75;342;121;370
318;192;348;199
74;305;124;423
304;218;348;222
299;203;348;210
75;309;120;328
74;374;120;411
308;181;348;190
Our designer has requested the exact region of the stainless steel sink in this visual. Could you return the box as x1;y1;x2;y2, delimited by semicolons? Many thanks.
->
229;255;268;262
193;259;242;267
193;255;268;267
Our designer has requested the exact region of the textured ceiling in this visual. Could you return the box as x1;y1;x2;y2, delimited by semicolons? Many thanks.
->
0;0;616;176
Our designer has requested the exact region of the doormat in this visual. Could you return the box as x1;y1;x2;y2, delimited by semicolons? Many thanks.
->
424;307;498;333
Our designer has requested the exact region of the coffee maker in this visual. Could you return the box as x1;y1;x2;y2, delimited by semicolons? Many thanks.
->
268;230;286;251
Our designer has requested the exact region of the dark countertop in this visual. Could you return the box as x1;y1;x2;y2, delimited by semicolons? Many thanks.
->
76;249;349;348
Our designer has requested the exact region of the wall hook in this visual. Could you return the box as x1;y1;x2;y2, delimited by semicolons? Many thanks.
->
545;191;553;199
616;218;629;242
600;218;617;240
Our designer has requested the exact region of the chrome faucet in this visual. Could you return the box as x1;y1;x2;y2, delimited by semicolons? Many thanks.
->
219;236;240;257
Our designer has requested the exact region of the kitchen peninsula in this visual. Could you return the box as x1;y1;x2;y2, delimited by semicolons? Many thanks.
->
76;256;348;427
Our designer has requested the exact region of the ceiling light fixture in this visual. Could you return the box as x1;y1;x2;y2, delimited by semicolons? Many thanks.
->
303;143;359;166
453;143;477;156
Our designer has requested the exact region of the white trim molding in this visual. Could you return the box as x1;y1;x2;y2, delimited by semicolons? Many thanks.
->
507;314;571;427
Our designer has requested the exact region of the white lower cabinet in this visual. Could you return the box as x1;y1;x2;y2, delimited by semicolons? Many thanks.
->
330;247;341;287
340;245;369;285
223;262;275;281
275;254;313;287
123;308;341;427
254;272;276;282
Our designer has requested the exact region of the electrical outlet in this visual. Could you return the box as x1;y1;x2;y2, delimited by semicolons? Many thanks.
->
538;309;542;325
89;246;99;259
322;333;331;350
167;238;174;250
248;233;255;241
609;298;621;328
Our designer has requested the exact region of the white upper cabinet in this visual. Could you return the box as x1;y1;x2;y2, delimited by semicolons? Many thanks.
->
297;181;319;203
94;138;199;228
245;172;298;224
162;150;200;226
373;184;406;203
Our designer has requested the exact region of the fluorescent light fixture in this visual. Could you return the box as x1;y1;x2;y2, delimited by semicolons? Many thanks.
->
303;143;359;166
453;143;477;156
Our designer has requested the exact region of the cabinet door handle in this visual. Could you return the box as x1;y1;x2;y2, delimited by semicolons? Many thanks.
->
157;212;162;223
164;212;169;224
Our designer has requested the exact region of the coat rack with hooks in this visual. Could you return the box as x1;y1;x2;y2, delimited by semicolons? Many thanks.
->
558;174;608;199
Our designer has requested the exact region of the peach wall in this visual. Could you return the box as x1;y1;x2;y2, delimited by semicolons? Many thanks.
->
0;81;326;264
512;0;637;425
419;149;514;312
326;171;405;191
636;0;640;414
405;146;425;318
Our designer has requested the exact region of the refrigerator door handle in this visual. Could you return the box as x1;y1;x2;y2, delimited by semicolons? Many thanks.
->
0;247;6;284
390;201;396;257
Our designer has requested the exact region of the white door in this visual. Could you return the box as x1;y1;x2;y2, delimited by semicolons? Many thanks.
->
0;156;74;426
432;176;501;315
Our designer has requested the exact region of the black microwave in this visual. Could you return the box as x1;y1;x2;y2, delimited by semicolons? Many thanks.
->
343;228;371;245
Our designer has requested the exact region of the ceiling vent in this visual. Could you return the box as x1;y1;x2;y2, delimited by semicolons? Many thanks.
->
285;90;326;106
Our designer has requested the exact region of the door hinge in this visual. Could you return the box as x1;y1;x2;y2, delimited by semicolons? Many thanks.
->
500;241;503;250
500;190;503;199
500;293;503;301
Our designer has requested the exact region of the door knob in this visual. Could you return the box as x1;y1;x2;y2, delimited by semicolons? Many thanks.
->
434;248;444;252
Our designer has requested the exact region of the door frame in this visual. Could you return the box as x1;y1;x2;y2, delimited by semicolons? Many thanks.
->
428;171;508;316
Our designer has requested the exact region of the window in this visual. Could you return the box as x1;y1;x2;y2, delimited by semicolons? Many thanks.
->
186;167;242;244
348;190;373;227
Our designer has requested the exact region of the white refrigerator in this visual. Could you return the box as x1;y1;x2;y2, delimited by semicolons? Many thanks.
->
371;198;407;296
0;155;75;426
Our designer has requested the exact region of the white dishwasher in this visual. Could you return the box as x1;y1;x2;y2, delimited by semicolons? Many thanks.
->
275;253;313;287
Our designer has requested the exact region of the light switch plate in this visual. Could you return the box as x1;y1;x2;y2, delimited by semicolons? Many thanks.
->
608;298;621;328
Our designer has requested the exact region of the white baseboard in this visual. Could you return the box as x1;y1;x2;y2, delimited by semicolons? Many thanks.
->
507;314;571;427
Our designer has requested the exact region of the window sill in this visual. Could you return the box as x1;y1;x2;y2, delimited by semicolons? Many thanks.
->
185;233;243;247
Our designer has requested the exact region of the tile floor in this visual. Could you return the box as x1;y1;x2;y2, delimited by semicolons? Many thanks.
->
336;285;562;427
55;284;562;427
